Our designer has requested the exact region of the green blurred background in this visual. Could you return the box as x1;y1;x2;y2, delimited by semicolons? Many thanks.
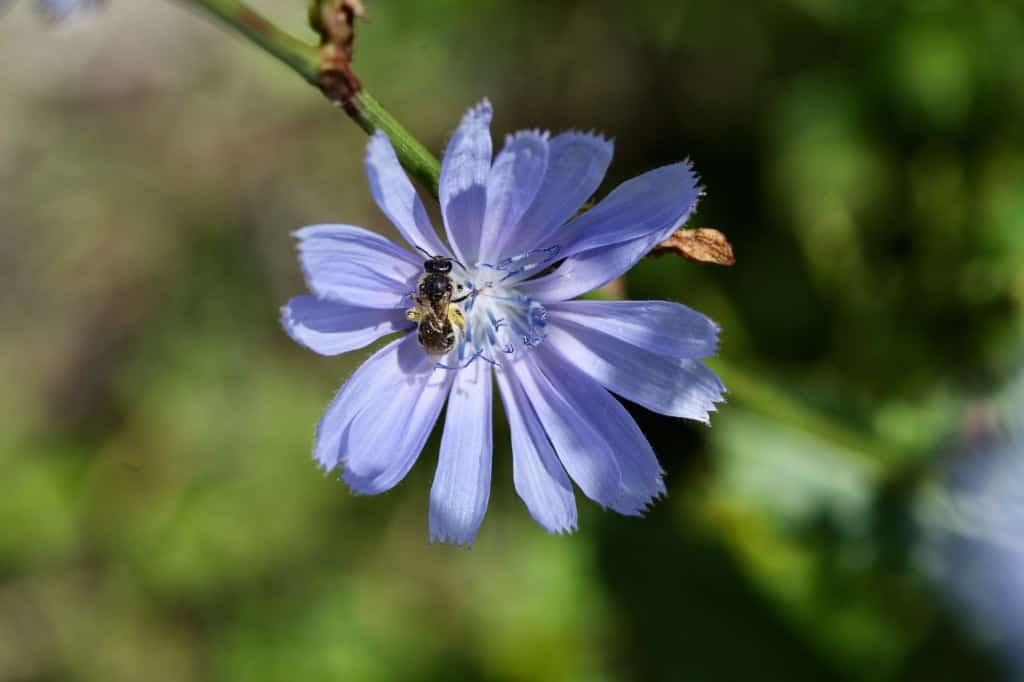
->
2;0;1024;680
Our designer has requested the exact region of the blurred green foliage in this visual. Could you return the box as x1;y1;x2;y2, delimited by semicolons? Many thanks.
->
1;0;1023;680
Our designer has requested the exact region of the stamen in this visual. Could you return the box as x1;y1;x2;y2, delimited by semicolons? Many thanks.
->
449;260;550;368
433;356;475;371
433;349;500;371
476;245;562;283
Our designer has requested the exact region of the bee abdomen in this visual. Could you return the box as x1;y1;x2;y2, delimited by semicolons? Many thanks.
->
417;320;456;355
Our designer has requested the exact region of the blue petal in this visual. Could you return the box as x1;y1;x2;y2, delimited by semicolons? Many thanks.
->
495;367;577;534
429;358;493;546
544;320;725;424
282;295;411;356
365;131;450;258
312;335;407;472
510;352;665;515
312;334;454;492
440;100;493;264
500;132;613;259
547;300;719;359
518;229;672;304
478;130;550;264
551;162;700;259
518;164;701;302
341;339;453;494
296;224;421;309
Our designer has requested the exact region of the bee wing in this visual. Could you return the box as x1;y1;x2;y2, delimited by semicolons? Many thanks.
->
431;289;453;318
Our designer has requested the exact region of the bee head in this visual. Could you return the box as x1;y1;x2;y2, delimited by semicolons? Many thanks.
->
423;256;453;274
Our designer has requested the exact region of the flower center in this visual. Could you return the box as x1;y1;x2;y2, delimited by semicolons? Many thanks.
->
444;259;549;369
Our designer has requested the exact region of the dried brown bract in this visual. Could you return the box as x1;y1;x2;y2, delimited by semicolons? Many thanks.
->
311;0;366;114
311;0;364;61
649;228;736;266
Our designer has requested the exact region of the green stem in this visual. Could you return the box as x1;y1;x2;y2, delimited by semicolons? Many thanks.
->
353;92;441;198
185;0;321;82
179;0;442;198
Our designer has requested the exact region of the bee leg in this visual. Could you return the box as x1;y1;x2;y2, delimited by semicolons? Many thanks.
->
406;308;422;322
448;306;466;331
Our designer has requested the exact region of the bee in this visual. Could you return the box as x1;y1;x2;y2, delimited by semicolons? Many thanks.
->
406;251;470;355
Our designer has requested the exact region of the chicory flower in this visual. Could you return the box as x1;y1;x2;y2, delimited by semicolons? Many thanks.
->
283;101;725;544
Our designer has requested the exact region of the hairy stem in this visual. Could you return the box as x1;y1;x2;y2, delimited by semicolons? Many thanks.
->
181;0;441;197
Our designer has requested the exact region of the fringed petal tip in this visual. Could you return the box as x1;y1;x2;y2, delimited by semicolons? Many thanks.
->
679;157;706;200
547;130;615;177
560;129;615;149
695;388;728;428
314;438;341;475
605;478;666;517
340;469;386;496
504;129;551;146
703;321;723;358
443;99;494;156
339;476;371;497
538;516;579;536
684;363;728;428
467;98;493;119
680;159;701;187
548;523;579;537
315;456;337;476
673;156;704;201
337;461;396;497
433;519;582;544
446;99;493;138
429;531;478;548
280;302;300;344
637;491;669;517
592;489;665;518
613;482;668;518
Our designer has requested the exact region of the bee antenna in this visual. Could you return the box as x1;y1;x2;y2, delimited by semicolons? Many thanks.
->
416;244;466;270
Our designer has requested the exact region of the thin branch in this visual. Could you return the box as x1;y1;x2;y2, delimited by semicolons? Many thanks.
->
186;0;320;81
355;91;440;197
180;0;441;198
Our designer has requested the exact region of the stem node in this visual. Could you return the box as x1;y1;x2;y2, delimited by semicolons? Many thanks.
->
315;44;363;119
